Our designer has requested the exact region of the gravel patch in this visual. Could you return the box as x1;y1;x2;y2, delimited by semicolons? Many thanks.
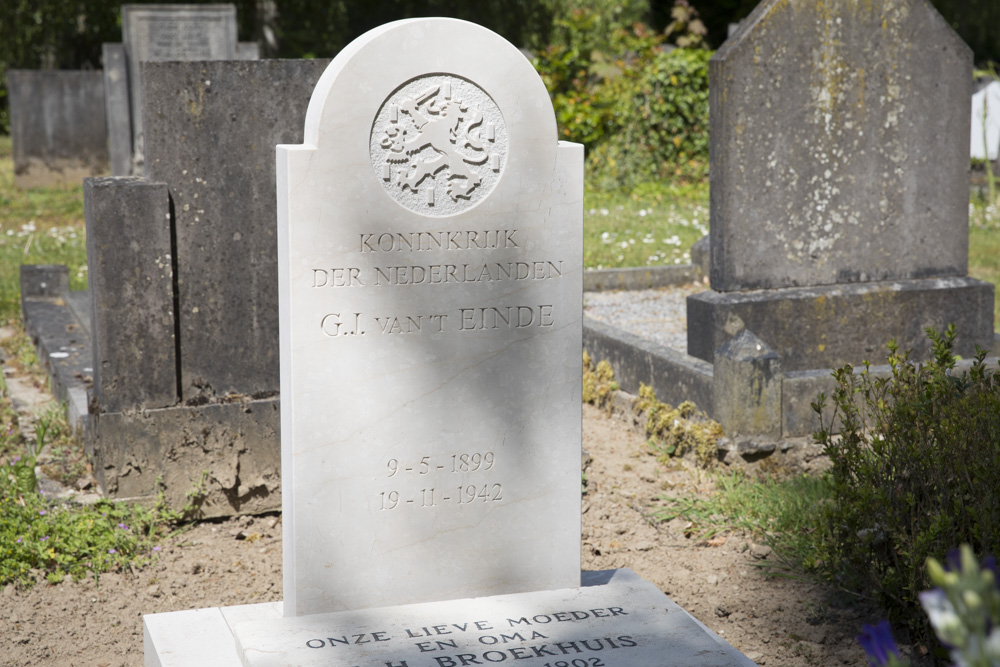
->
584;282;707;352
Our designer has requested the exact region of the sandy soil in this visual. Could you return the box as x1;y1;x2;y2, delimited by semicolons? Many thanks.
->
2;358;880;666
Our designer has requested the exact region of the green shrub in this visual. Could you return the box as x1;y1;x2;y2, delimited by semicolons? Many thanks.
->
813;326;1000;639
588;47;710;190
531;5;711;192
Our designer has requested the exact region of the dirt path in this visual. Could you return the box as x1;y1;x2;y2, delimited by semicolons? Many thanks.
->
2;350;875;666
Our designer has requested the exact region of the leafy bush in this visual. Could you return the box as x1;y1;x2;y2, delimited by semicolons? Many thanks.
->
814;326;1000;639
532;5;711;192
588;47;711;190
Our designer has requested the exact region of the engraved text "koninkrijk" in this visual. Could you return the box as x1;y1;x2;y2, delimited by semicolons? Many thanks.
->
360;230;520;252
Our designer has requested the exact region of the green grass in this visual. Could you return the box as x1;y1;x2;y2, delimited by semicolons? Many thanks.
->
0;367;181;587
652;470;834;574
969;200;1000;331
0;135;89;323
583;180;709;270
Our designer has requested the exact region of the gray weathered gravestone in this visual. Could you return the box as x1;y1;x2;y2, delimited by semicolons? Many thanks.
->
688;0;994;372
85;59;329;515
102;44;133;177
85;178;176;414
121;4;238;169
7;70;109;187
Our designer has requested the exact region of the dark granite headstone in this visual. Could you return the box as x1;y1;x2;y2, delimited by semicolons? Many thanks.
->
84;177;177;413
122;4;238;168
142;59;330;400
102;44;133;177
7;70;109;187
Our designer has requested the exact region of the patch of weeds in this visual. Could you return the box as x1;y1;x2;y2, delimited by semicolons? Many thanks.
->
0;324;44;381
634;383;721;468
0;469;173;587
0;379;23;461
34;405;88;488
651;469;833;573
0;393;176;588
582;351;618;410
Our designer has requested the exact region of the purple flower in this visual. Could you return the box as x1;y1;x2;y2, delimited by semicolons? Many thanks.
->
153;546;161;552
38;510;46;516
857;620;902;667
40;536;48;541
16;538;22;543
116;523;129;530
107;548;116;554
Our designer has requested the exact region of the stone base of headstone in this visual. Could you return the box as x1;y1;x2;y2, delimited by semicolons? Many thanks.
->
89;398;281;517
583;315;1000;440
712;331;782;441
143;569;757;667
687;277;995;372
17;269;282;517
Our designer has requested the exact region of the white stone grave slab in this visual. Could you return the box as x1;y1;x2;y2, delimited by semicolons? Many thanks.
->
277;18;584;617
971;81;1000;161
143;569;758;666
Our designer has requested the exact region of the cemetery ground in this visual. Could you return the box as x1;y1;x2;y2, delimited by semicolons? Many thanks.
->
2;136;999;666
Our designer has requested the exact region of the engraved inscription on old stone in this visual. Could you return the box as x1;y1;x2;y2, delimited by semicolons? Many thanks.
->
370;74;507;216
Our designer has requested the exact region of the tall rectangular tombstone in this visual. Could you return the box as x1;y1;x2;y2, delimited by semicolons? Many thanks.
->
102;44;133;177
277;18;584;616
122;4;238;168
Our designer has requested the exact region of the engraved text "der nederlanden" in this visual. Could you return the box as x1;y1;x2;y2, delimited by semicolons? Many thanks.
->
312;261;564;288
360;229;520;253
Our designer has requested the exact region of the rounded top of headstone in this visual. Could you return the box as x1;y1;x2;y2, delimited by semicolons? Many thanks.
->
298;18;557;219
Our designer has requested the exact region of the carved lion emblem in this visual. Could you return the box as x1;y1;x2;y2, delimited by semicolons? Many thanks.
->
370;75;506;216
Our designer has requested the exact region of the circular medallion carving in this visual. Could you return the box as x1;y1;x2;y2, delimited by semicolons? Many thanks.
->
370;74;507;217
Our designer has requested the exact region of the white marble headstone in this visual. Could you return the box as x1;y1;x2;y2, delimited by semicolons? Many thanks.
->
277;18;584;617
971;81;1000;161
